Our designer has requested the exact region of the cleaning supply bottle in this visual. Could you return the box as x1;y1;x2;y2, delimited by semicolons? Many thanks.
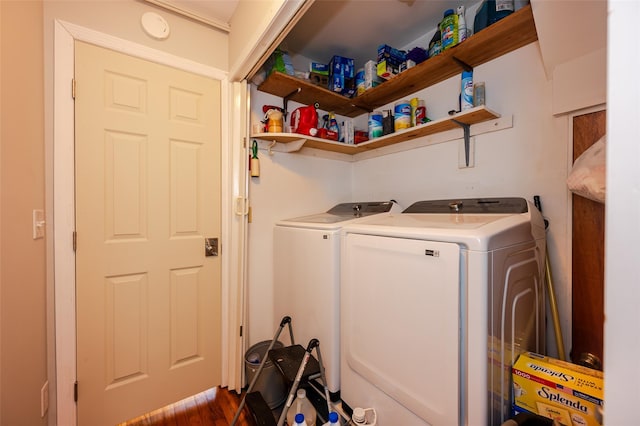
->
461;70;474;111
457;5;467;42
474;0;489;33
322;412;340;426
440;9;458;50
368;111;383;139
428;28;442;57
294;413;308;426
328;112;341;141
474;0;513;33
488;0;514;24
286;389;317;426
352;407;377;425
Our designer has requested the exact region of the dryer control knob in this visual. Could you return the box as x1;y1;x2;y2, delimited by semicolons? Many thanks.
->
449;201;463;212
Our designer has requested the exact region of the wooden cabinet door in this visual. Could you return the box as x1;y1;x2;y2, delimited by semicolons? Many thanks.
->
571;110;606;366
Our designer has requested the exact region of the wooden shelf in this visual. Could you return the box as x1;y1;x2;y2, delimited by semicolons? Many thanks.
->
257;72;367;117
257;5;537;118
252;105;500;155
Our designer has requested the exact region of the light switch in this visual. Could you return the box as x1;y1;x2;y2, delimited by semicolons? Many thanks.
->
33;209;45;239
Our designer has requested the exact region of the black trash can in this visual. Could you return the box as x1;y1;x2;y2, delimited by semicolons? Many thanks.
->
245;340;287;409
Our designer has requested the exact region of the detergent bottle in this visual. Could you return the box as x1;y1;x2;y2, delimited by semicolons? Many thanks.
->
440;9;458;50
293;413;308;426
328;112;341;140
352;407;377;425
322;412;340;426
286;389;317;426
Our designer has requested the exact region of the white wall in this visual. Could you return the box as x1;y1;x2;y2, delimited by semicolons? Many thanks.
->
248;41;575;358
246;90;352;342
604;1;640;424
1;3;48;425
43;1;228;70
530;0;607;115
228;0;304;80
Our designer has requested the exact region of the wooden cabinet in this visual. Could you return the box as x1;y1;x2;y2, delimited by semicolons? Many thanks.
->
254;5;537;156
571;110;606;368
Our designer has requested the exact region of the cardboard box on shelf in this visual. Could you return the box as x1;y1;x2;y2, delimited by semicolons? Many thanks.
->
310;62;329;75
328;55;355;97
377;59;407;80
377;44;406;63
512;352;603;426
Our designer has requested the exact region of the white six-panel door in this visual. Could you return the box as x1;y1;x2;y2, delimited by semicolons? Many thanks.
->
74;40;222;425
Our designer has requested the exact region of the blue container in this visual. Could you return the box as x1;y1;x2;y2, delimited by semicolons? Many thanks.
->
490;0;515;24
461;71;474;111
368;111;383;139
474;0;514;33
394;101;412;131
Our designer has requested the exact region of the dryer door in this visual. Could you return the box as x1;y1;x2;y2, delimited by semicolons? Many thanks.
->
342;233;461;425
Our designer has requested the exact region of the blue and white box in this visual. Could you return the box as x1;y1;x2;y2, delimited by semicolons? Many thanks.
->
329;55;356;97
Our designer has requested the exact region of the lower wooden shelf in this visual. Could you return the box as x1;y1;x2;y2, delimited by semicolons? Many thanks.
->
252;105;500;156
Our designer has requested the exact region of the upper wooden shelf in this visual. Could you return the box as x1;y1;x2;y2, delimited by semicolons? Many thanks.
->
257;4;538;118
252;105;500;155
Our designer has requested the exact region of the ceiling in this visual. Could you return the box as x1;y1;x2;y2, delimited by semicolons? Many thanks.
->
148;0;240;31
157;0;477;67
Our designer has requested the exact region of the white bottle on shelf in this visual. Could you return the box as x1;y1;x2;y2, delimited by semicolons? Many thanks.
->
457;5;467;42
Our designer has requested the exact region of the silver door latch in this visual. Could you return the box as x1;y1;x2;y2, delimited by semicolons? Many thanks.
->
205;238;218;256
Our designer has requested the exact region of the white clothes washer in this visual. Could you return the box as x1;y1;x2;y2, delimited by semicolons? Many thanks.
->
340;198;546;426
274;201;398;401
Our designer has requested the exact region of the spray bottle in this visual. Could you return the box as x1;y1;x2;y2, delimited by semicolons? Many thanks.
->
457;5;467;42
461;70;474;111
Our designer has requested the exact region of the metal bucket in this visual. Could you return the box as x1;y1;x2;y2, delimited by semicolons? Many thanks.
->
245;340;287;409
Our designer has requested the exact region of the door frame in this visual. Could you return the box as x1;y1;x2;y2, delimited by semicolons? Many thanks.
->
51;20;240;426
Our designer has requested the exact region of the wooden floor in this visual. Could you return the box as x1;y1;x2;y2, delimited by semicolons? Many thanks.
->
119;387;257;426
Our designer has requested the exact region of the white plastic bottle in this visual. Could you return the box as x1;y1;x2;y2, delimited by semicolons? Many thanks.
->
294;413;308;426
352;407;377;425
286;389;317;426
322;412;340;426
457;5;467;42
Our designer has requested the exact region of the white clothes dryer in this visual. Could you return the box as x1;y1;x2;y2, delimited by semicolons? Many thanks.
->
274;201;398;401
340;198;546;426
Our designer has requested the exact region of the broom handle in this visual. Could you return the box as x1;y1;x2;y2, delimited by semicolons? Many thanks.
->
534;196;567;361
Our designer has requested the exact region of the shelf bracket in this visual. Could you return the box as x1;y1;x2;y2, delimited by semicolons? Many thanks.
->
283;88;301;120
452;119;471;167
352;103;373;114
452;56;473;72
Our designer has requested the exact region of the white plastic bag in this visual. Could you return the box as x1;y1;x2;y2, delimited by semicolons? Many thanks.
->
567;135;606;203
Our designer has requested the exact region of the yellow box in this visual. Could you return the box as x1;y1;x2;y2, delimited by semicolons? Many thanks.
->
512;352;603;426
